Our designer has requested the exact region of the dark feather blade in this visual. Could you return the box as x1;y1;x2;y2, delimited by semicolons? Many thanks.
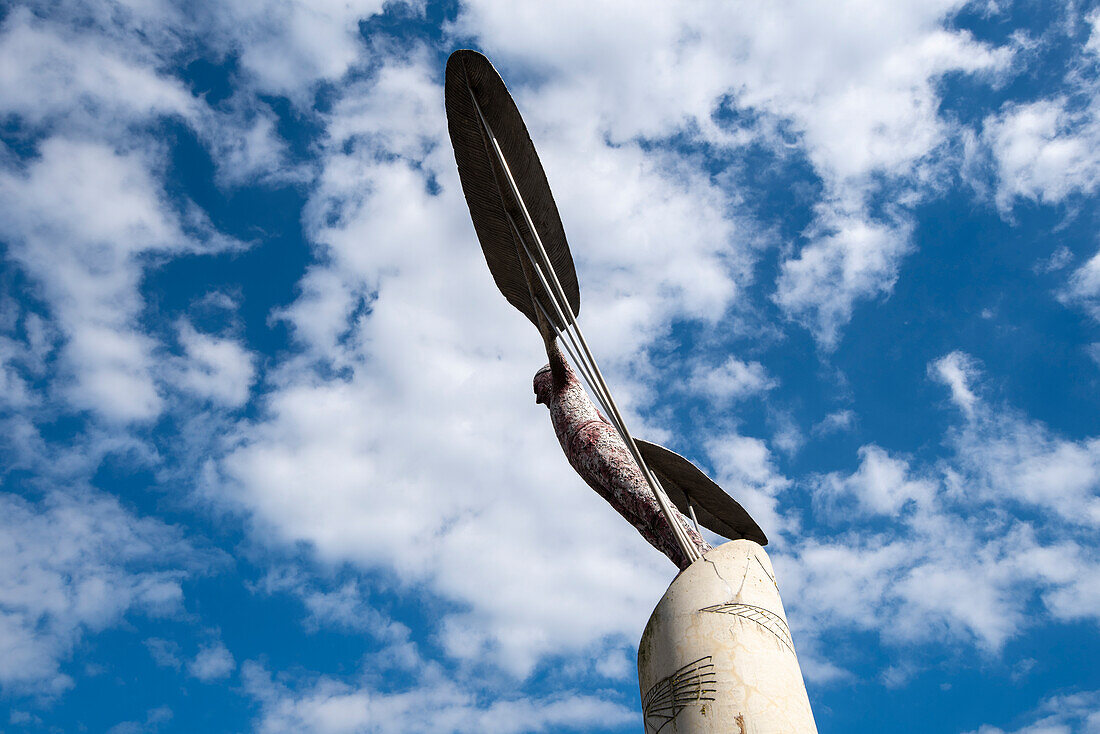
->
444;49;581;331
636;439;768;545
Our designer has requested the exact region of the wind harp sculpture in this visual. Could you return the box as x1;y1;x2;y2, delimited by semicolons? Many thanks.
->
445;49;817;733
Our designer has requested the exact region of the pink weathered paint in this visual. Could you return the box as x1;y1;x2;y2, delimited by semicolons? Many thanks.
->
533;344;712;570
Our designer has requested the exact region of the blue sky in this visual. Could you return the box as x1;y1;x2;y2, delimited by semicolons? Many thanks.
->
0;1;1099;732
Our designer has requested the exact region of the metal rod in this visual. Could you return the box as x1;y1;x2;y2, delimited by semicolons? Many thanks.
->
509;215;619;421
533;298;616;426
511;212;642;450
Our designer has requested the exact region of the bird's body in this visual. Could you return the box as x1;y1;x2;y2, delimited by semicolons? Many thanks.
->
534;345;712;570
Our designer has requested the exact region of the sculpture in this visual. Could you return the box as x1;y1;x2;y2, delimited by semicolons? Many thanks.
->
445;49;817;733
444;49;766;569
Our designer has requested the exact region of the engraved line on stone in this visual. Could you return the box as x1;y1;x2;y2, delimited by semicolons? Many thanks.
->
642;656;717;734
699;602;795;654
754;553;777;588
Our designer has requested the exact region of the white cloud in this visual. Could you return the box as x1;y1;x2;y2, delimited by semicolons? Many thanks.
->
775;215;912;347
977;9;1100;214
0;138;243;422
0;489;196;695
189;640;236;682
965;689;1100;734
688;356;776;403
705;431;793;538
0;5;295;188
982;97;1100;210
1036;244;1074;274
242;661;634;734
145;638;182;670
1088;342;1100;367
252;569;414;644
817;444;935;515
205;0;392;98
106;705;173;734
782;508;1057;657
1088;9;1100;56
813;409;856;436
775;351;1100;678
170;321;256;408
1063;248;1100;322
951;405;1100;528
931;352;1100;527
0;8;195;131
930;350;980;416
593;648;632;681
10;0;392;105
770;412;806;457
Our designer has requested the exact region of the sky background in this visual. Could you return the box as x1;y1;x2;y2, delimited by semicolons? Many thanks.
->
1;1;1099;732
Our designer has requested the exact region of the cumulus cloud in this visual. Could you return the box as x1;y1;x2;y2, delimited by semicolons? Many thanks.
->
189;640;235;682
202;0;393;98
975;4;1100;333
948;395;1100;528
169;321;256;408
242;660;633;734
816;444;935;516
0;8;195;131
706;431;793;538
251;569;414;646
812;409;856;436
0;139;243;422
688;356;776;403
928;352;1100;527
778;350;1100;679
0;490;198;695
106;705;173;734
775;215;913;347
982;97;1100;210
965;689;1100;734
1062;247;1100;322
145;638;182;670
930;350;981;417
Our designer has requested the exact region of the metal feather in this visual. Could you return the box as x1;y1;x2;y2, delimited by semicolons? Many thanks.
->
636;439;769;545
445;49;580;332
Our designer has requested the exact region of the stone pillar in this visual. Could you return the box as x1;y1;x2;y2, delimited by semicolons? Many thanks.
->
637;540;817;733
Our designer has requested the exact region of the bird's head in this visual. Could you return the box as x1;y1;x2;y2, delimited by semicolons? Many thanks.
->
533;364;554;405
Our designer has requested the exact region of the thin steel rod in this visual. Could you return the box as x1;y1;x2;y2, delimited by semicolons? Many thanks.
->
533;295;615;425
508;216;618;420
510;212;637;443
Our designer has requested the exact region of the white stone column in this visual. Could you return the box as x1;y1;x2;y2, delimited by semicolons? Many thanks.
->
637;540;818;733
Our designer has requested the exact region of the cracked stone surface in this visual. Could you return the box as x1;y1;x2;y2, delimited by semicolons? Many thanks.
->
638;540;819;733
